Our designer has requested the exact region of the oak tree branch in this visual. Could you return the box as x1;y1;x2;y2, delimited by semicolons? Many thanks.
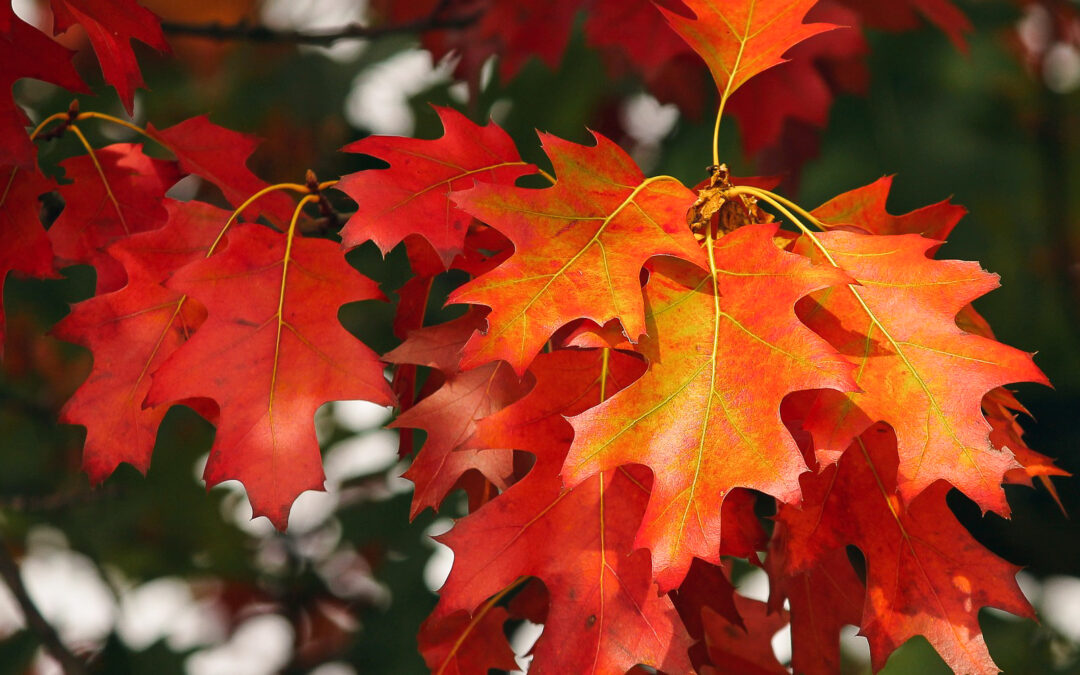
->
0;535;87;674
160;1;479;46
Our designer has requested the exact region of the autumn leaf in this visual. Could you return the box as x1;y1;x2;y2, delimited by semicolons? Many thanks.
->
436;348;692;674
0;9;87;166
812;174;966;240
383;310;486;375
766;544;862;675
652;0;836;104
49;0;169;114
48;142;180;292
773;423;1032;674
669;560;744;646
0;165;60;356
338;106;534;267
836;0;971;51
105;199;227;284
147;115;296;226
584;0;694;82
563;225;854;590
450;130;706;375
726;2;868;155
699;597;789;675
437;455;694;675
793;229;1048;513
806;179;1056;503
54;201;225;483
146;223;393;528
371;0;580;87
390;360;531;518
384;302;491;460
417;605;518;675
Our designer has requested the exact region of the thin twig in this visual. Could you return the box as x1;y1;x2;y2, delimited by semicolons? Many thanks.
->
0;535;87;674
160;1;479;46
0;485;121;513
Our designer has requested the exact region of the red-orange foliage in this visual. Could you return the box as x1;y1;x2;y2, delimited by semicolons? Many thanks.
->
0;0;1061;672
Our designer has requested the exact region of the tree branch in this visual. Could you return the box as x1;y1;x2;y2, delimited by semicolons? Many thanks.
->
0;535;87;675
0;485;121;513
160;2;480;46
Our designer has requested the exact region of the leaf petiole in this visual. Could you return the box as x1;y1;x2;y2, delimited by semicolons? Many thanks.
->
75;110;158;145
721;184;839;266
209;181;318;256
434;576;529;675
28;112;72;141
67;123;131;236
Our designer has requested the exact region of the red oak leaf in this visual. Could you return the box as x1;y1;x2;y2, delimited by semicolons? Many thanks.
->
562;226;854;590
53;201;227;483
699;597;789;675
147;115;296;226
146;223;393;528
338;107;534;267
652;0;836;101
793;229;1048;513
727;3;868;155
0;10;87;167
392;274;434;342
50;0;169;114
371;0;580;86
836;0;972;51
978;386;1066;492
48;142;180;292
436;348;692;674
766;544;863;675
433;456;699;675
388;266;435;456
715;490;768;561
106;199;227;284
383;310;487;375
453;0;580;83
450;130;706;375
812;174;967;239
809;181;1062;500
954;304;1067;493
391;360;531;518
1;165;60;356
417;606;518;675
584;0;693;82
669;560;747;669
773;423;1033;674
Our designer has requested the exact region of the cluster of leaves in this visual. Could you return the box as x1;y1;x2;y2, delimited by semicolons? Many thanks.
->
0;0;1069;673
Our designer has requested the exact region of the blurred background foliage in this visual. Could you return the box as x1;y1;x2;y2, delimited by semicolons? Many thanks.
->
3;0;1080;672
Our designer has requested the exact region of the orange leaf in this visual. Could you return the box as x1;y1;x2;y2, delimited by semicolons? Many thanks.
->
699;597;788;675
812;174;966;240
794;229;1049;513
450;131;706;375
653;0;836;102
774;423;1033;674
392;360;530;518
417;605;518;675
436;349;692;674
563;225;855;590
